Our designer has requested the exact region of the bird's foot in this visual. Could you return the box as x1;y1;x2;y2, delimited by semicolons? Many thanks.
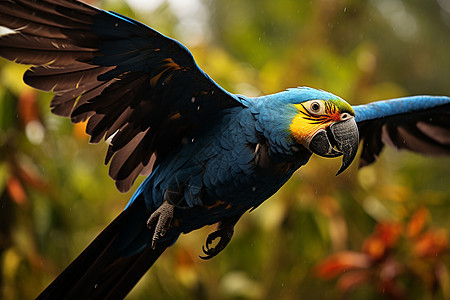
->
200;223;234;260
147;201;174;249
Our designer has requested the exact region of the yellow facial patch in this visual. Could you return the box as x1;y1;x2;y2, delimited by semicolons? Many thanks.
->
289;100;339;145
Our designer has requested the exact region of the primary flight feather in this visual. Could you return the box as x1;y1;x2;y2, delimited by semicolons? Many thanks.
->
0;0;449;298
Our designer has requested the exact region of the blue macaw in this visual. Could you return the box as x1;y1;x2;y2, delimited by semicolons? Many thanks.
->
0;0;449;299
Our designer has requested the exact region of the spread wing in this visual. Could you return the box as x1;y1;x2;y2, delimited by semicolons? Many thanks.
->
0;0;243;192
353;96;450;167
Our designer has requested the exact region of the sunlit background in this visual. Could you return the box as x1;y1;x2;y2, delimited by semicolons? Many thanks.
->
0;0;449;299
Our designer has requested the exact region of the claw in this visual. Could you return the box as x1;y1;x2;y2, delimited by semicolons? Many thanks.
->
147;201;174;249
199;225;234;260
199;215;242;260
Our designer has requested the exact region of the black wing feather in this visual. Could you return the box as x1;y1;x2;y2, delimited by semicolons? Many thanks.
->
0;0;242;192
356;102;450;167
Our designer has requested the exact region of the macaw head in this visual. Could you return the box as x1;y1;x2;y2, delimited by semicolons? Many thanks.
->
287;88;359;174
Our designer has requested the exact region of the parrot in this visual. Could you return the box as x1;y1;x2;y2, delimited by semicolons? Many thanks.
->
0;0;449;299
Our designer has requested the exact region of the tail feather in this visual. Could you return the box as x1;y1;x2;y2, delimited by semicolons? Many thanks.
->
37;199;172;299
102;244;170;299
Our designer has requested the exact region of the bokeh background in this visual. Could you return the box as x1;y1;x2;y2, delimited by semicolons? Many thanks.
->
0;0;449;299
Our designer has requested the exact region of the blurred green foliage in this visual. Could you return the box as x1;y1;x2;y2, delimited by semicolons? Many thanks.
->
0;0;449;299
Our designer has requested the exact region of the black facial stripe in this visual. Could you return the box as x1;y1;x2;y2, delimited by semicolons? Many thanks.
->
299;102;333;124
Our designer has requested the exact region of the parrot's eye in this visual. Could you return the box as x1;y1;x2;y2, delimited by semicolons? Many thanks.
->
341;112;351;120
307;100;325;115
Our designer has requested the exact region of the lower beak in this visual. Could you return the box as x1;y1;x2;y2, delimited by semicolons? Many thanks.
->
308;118;359;175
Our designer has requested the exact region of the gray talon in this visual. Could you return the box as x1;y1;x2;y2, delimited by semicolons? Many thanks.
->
147;201;174;249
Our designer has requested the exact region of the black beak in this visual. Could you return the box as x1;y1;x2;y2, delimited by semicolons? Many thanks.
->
308;118;359;175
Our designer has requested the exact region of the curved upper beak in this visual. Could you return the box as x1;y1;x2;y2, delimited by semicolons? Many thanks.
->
308;117;359;175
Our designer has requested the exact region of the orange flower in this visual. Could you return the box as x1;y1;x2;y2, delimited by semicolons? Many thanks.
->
315;251;371;279
413;230;448;258
407;207;429;238
362;236;386;260
336;270;371;293
315;208;449;299
6;176;27;206
374;222;403;247
362;222;403;260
